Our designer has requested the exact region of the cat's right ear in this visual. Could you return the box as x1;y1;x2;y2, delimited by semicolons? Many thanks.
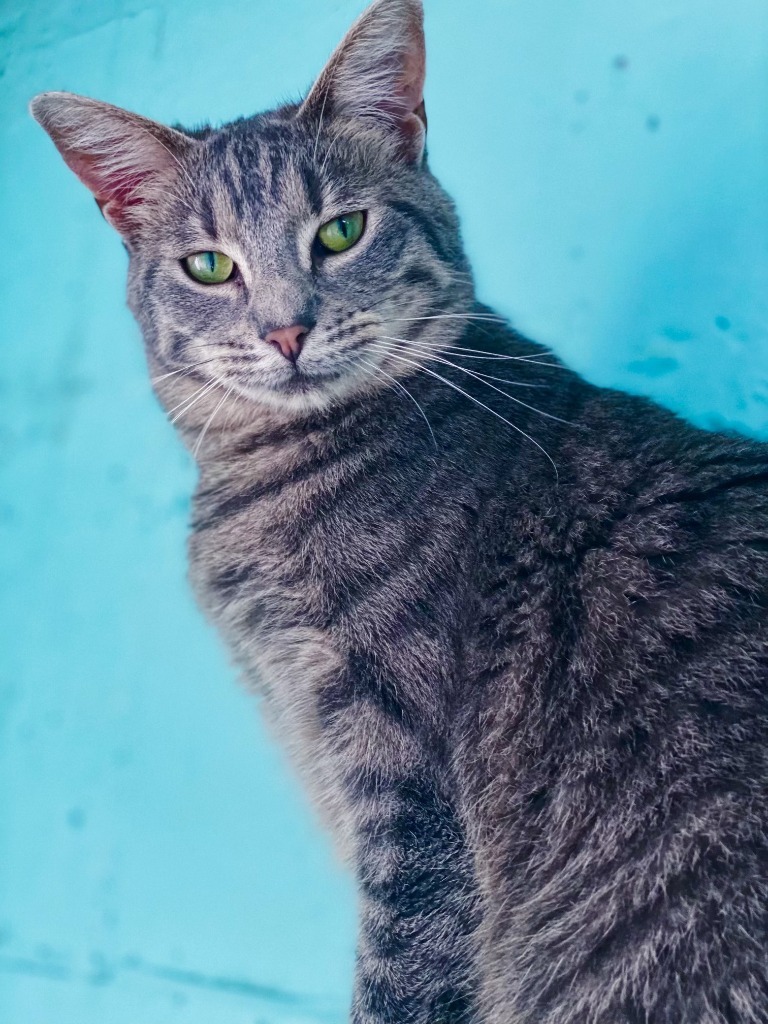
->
30;92;195;237
301;0;427;163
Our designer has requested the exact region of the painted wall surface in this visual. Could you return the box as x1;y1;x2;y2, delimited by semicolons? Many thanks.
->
1;0;766;1021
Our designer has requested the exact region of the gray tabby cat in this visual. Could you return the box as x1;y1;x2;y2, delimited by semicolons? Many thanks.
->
31;0;768;1020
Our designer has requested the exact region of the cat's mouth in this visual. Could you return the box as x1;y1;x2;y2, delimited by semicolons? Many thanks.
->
225;360;353;412
223;346;378;412
271;365;345;393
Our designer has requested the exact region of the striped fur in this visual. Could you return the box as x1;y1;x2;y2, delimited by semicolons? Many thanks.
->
32;1;768;1021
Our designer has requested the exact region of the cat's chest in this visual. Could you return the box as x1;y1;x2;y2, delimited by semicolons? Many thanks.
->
187;449;470;846
189;474;344;684
188;440;477;718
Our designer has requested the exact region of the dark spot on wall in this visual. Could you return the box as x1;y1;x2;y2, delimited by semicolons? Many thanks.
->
626;356;678;378
613;55;629;70
112;747;133;768
715;316;731;331
35;944;60;962
102;909;118;929
0;954;71;981
646;115;660;132
67;807;86;829
662;326;694;342
88;951;114;986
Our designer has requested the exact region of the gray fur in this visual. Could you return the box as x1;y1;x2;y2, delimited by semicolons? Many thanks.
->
31;0;768;1020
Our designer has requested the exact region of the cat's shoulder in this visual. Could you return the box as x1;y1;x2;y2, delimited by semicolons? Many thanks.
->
574;382;768;516
548;384;768;650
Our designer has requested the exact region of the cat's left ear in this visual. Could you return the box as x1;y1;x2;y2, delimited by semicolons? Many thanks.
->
301;0;427;163
30;91;195;237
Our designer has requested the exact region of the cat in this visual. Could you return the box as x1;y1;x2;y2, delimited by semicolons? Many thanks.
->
31;0;768;1020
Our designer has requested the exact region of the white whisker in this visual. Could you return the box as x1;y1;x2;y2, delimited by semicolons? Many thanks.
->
168;378;221;425
367;342;559;480
165;378;215;418
408;341;558;364
359;356;438;450
385;337;548;386
151;357;222;384
381;313;506;325
312;86;330;163
193;385;233;457
380;335;575;427
412;349;559;365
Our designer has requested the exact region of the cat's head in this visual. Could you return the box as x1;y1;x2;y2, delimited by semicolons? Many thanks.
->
31;0;474;423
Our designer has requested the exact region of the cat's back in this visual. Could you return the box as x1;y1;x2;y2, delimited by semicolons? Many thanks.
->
467;370;768;800
461;376;768;1022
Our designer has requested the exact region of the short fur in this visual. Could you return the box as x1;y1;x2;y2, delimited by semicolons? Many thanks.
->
32;1;768;1021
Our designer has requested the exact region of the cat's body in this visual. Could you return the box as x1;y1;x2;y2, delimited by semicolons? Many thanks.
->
32;0;768;1020
180;320;768;1023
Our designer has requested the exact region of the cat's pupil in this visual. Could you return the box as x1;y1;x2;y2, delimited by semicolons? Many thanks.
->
205;252;215;271
338;218;349;239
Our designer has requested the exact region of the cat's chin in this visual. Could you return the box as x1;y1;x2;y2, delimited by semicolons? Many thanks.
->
235;370;365;415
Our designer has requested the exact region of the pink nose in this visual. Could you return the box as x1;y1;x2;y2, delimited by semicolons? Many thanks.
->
264;324;310;363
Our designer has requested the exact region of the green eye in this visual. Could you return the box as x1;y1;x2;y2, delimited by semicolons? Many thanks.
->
184;251;235;284
317;211;366;253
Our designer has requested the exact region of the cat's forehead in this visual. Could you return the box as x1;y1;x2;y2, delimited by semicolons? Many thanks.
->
188;114;315;223
182;111;391;234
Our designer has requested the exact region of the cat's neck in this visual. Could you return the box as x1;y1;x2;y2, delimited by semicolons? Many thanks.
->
148;309;481;472
167;372;400;490
149;309;565;489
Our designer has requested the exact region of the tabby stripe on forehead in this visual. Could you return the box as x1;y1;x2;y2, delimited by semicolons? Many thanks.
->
303;166;324;216
217;159;245;220
267;147;285;203
198;192;218;240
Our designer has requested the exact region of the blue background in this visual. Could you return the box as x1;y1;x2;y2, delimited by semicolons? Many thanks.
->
1;1;766;1021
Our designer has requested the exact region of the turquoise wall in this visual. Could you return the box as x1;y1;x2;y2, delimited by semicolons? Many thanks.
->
1;1;766;1021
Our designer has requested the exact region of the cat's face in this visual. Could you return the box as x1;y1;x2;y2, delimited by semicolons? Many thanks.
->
125;109;472;413
31;0;474;418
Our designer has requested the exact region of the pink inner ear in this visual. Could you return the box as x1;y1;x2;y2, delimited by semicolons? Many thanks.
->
354;44;428;133
61;142;168;232
301;0;427;151
400;45;426;115
32;92;194;236
376;19;426;123
66;151;150;209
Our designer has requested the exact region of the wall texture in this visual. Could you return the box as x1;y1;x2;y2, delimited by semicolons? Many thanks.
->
1;1;766;1021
